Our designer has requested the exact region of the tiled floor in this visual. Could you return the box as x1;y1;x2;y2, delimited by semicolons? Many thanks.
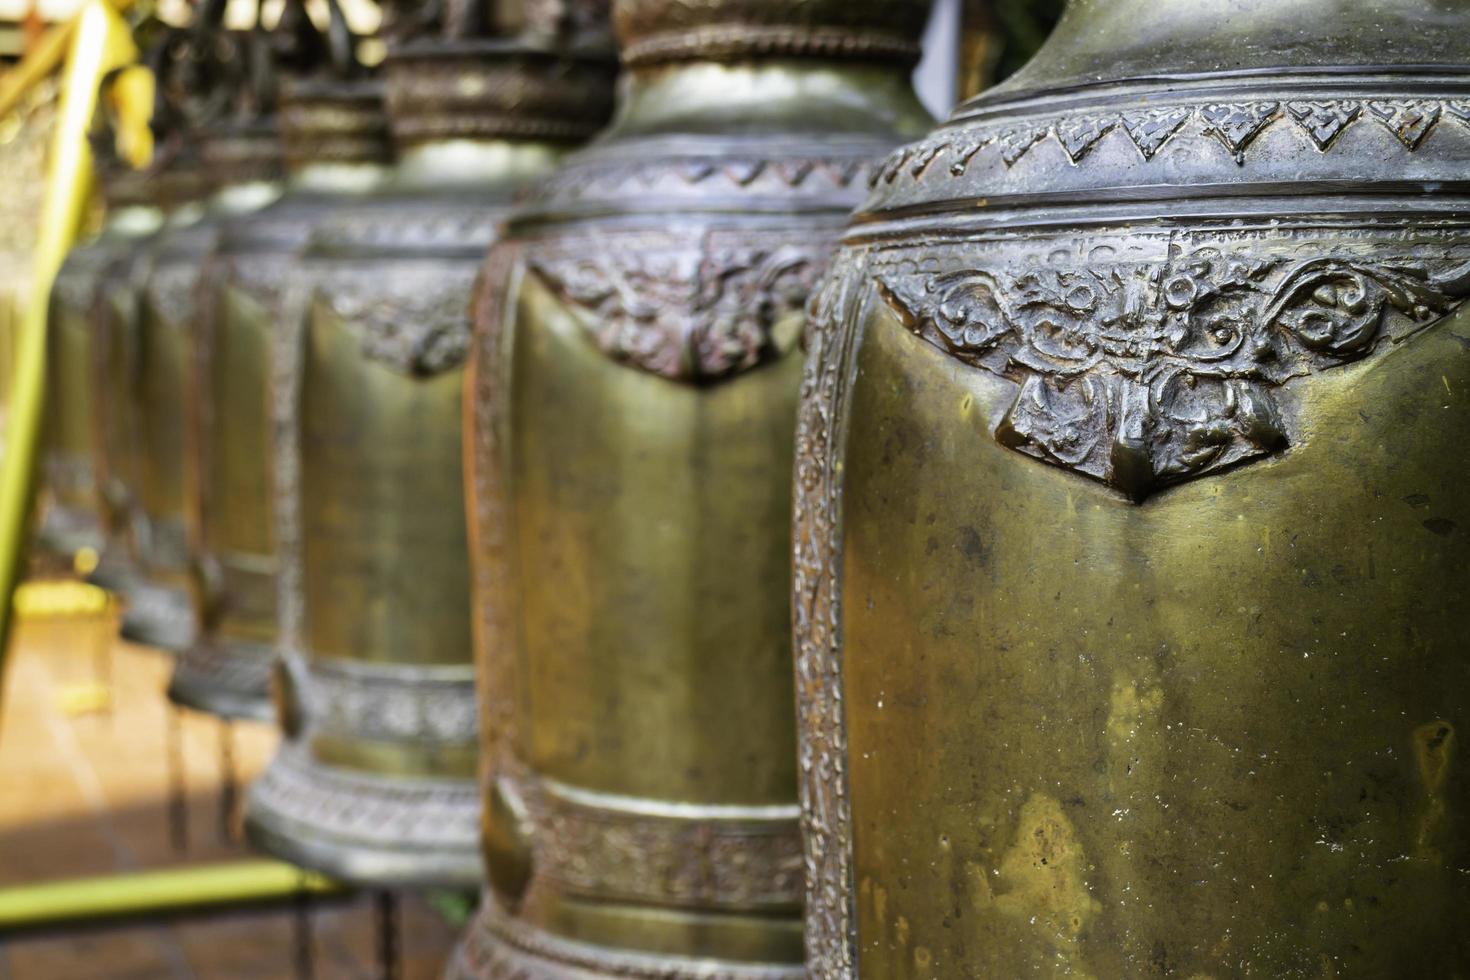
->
0;589;464;978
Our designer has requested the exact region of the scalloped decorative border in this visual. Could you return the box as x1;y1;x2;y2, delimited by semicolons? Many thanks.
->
875;97;1470;185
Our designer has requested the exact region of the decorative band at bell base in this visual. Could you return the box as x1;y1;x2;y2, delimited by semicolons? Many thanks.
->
244;740;481;889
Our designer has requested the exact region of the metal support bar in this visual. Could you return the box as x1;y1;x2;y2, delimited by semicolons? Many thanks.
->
0;861;344;934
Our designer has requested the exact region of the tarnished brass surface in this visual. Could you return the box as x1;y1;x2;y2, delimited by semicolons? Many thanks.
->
796;0;1470;975
169;81;389;722
453;0;929;975
244;18;615;889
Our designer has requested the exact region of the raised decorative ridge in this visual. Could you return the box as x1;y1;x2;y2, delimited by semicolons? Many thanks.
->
621;24;920;66
532;152;876;206
308;207;501;253
383;45;616;146
872;95;1470;185
791;254;865;979
278;84;393;167
517;777;803;910
612;0;927;68
449;898;805;980
248;743;480;849
170;639;274;702
306;660;479;743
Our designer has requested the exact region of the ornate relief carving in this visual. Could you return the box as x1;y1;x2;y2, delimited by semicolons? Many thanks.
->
867;229;1470;499
143;257;205;330
518;777;802;911
383;53;615;146
877;94;1470;182
247;742;480;849
612;0;926;68
465;240;524;770
308;209;498;253
170;638;274;702
225;251;292;312
305;659;478;742
271;272;318;661
528;227;829;381
118;577;196;652
790;254;865;979
449;898;805;980
315;264;478;376
532;152;875;208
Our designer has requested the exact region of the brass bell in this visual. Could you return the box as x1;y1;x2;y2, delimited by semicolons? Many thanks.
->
243;3;616;888
170;21;390;721
452;0;931;974
92;157;216;650
128;22;287;655
40;152;160;568
796;0;1470;974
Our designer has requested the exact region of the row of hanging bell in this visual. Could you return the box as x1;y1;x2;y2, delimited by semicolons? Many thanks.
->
40;151;160;573
41;21;261;654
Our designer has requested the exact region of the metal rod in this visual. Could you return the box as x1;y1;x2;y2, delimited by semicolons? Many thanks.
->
0;861;342;932
374;890;399;980
217;718;238;844
293;886;315;980
167;705;188;853
90;608;112;714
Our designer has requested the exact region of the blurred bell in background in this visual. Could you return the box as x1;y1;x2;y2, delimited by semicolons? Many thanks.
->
244;0;615;891
169;0;372;722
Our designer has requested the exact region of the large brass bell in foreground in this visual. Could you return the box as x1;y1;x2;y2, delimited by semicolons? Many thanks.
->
451;0;931;974
796;0;1470;975
170;11;390;721
243;4;615;888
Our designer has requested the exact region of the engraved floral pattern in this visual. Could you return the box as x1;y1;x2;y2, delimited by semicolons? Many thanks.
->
517;779;802;911
874;237;1470;499
315;265;477;376
791;255;865;978
529;229;829;382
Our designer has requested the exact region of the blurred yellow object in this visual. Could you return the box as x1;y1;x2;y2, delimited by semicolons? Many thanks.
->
106;61;152;167
0;19;74;122
72;543;99;575
57;681;111;715
14;579;112;618
0;861;344;932
0;0;137;672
